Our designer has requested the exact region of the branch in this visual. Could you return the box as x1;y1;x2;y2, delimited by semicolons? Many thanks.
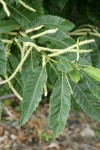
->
0;94;16;101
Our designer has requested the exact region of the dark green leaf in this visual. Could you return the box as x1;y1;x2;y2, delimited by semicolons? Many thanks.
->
22;51;40;85
73;83;100;121
39;31;75;48
30;15;75;32
7;1;44;28
82;72;100;100
58;0;68;9
0;41;6;76
21;67;47;125
57;57;73;73
0;20;20;33
49;74;71;137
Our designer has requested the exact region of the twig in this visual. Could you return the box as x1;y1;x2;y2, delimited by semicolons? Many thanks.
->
3;104;16;120
0;94;16;101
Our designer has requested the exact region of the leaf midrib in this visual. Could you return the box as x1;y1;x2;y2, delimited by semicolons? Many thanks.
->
58;75;64;130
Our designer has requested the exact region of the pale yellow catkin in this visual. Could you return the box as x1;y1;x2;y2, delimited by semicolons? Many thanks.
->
0;0;10;16
18;0;36;12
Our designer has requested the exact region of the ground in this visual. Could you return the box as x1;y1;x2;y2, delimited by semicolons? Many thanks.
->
0;100;100;150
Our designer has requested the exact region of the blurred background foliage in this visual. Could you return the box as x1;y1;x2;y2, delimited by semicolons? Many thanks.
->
44;0;100;25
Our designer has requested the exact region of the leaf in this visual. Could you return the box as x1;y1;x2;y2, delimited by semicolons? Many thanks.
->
39;31;75;48
8;54;19;69
69;69;80;83
8;54;23;96
58;0;68;9
83;66;100;82
7;1;44;29
0;41;6;76
57;57;73;73
90;37;100;68
49;75;71;137
48;62;59;84
7;3;31;28
71;96;80;111
18;37;34;43
20;67;47;125
22;55;33;85
0;102;2;119
78;57;92;66
22;51;40;85
73;83;100;121
82;72;100;100
30;15;75;32
0;9;6;20
0;20;20;33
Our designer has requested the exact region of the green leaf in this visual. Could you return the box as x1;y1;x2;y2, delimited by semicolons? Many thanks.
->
90;37;100;68
49;75;71;137
71;96;80;111
8;53;23;94
30;15;75;32
0;20;20;33
0;102;2;119
73;83;100;121
69;69;80;83
82;73;100;100
20;67;47;125
48;62;59;84
78;57;92;66
22;55;33;85
57;57;73;73
58;0;68;9
7;3;31;28
22;51;40;85
39;31;75;48
7;1;44;29
8;54;19;69
18;37;34;43
0;9;6;20
0;41;6;76
83;66;100;82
